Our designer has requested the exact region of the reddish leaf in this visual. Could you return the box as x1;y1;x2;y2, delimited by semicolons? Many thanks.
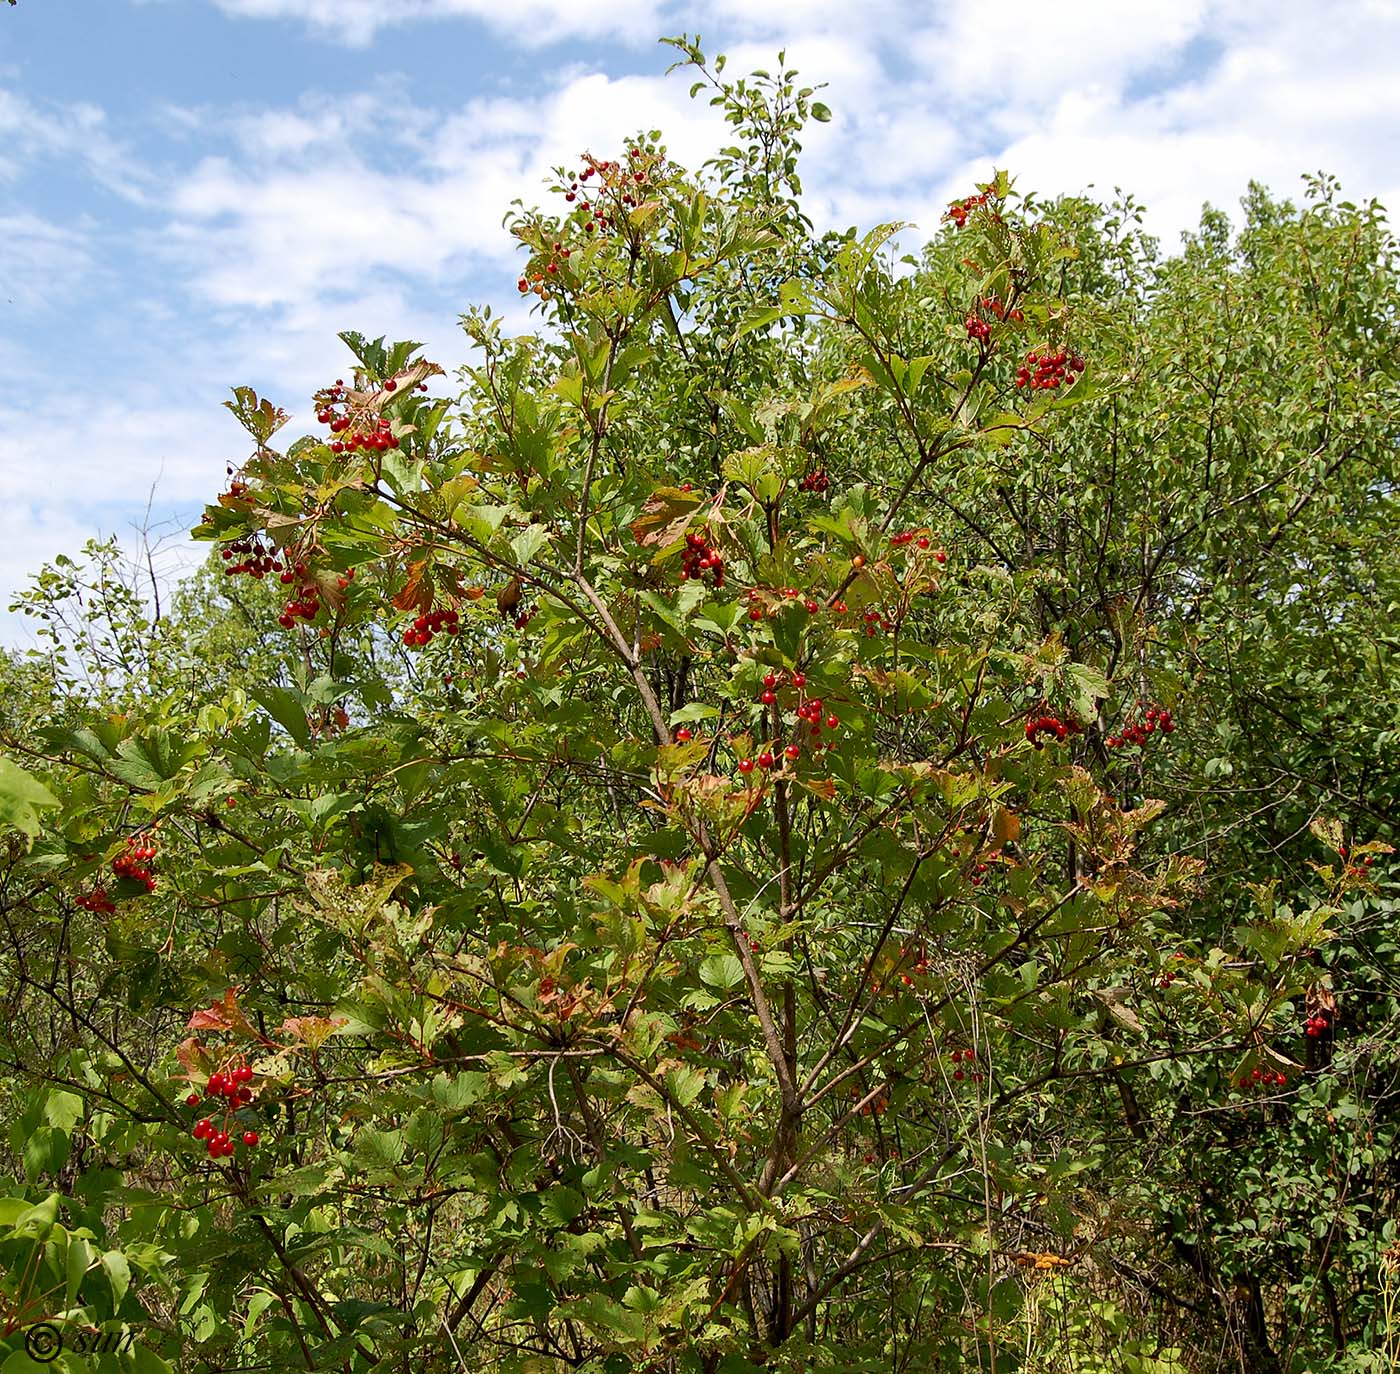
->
392;558;434;614
187;987;255;1037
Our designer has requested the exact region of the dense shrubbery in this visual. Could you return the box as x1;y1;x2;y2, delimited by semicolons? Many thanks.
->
2;41;1399;1374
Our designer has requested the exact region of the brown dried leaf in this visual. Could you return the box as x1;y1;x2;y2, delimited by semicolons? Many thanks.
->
495;576;523;618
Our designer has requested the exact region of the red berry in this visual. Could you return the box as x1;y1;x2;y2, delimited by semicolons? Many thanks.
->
675;727;692;742
758;752;774;769
792;673;806;688
242;1131;259;1147
784;744;800;760
738;759;755;775
763;673;778;689
186;1093;200;1107
760;690;776;706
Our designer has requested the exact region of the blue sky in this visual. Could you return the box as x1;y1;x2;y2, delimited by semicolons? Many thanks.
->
3;0;1398;645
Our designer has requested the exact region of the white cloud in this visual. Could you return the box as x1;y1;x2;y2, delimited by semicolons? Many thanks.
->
910;0;1211;109
208;0;669;48
0;85;153;204
919;0;1400;249
0;215;93;312
158;67;730;321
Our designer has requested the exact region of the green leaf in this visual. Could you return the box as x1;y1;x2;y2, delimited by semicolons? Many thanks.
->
0;757;58;840
731;306;787;344
101;1250;131;1307
699;954;745;990
510;523;551;567
43;1091;83;1133
22;1126;69;1183
65;1234;92;1305
251;687;312;750
109;730;195;792
811;102;832;122
541;1186;586;1227
129;1344;174;1374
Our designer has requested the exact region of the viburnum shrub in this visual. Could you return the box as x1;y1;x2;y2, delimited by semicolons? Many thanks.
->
3;38;1400;1374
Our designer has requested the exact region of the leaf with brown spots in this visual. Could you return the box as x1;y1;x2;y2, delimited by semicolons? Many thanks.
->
631;488;702;549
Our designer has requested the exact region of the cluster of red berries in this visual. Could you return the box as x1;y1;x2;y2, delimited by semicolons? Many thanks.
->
680;530;725;589
188;1064;259;1160
890;532;946;560
314;379;349;423
946;189;993;228
1235;1067;1287;1091
403;606;460;648
744;586;850;622
969;860;991;888
518;240;571;299
75;887;116;914
330;417;400;455
965;314;991;342
1025;712;1084;748
314;377;423;456
797;696;839;740
1106;705;1174;750
113;833;158;893
1304;1010;1332;1039
799;468;831;494
949;1047;980;1082
560;148;653;235
737;672;840;778
897;944;931;980
220;533;281;580
1016;349;1086;391
276;563;335;630
278;594;321;629
1337;844;1380;878
854;1087;890;1118
512;604;538;632
861;607;894;637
